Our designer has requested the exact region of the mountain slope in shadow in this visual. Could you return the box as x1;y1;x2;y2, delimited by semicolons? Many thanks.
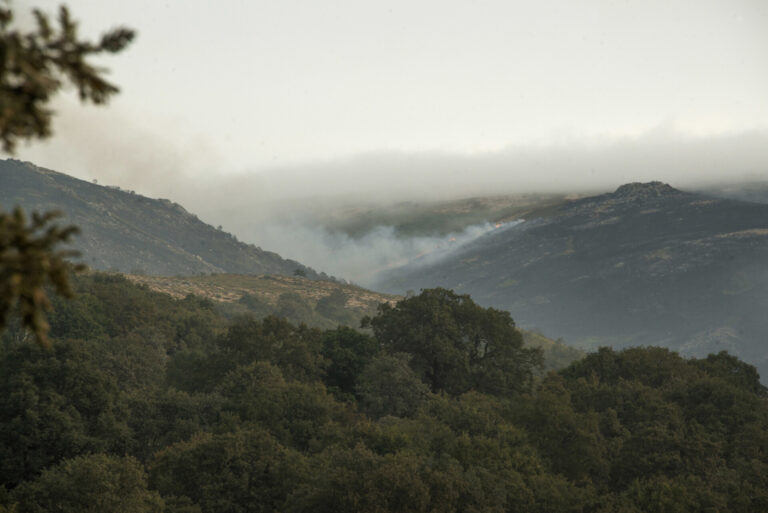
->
377;182;768;376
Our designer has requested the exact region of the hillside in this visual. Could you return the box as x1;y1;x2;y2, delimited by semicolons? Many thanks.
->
123;272;398;330
377;181;768;377
298;192;572;238
122;272;582;368
0;159;317;277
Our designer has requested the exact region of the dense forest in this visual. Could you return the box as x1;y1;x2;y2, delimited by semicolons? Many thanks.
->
1;274;767;512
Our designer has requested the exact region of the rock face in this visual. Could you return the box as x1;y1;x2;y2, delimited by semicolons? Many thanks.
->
377;182;768;379
0;159;317;277
612;181;681;200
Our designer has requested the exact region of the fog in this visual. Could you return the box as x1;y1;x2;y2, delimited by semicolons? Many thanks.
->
203;126;768;207
16;124;768;282
5;0;765;282
188;128;768;283
23;118;768;213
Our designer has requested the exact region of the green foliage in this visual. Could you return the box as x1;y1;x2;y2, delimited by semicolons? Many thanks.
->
231;287;367;329
122;388;224;463
1;277;768;512
214;315;326;384
0;339;130;486
528;346;768;509
320;326;379;399
356;353;431;419
0;0;133;350
692;350;767;395
315;288;359;325
364;288;542;395
0;208;82;346
286;444;433;513
150;429;308;513
215;362;347;450
0;2;134;152
11;454;163;513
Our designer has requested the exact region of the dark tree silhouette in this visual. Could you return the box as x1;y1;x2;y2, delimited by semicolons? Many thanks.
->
1;2;134;345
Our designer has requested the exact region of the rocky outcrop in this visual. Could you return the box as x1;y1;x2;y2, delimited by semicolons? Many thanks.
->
612;181;682;200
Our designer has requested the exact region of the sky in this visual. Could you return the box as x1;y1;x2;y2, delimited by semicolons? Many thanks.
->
9;0;768;215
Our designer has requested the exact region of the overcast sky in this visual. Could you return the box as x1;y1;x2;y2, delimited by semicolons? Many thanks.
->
10;0;768;204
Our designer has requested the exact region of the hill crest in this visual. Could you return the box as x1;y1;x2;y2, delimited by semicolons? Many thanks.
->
0;159;319;278
377;182;768;378
612;181;682;199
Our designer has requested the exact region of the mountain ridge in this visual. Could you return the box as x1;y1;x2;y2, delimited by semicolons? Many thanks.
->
0;159;320;278
377;181;768;378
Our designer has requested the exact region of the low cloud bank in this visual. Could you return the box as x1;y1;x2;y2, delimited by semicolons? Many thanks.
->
15;120;768;281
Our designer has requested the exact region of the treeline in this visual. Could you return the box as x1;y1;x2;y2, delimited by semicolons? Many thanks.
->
231;287;363;329
1;274;767;512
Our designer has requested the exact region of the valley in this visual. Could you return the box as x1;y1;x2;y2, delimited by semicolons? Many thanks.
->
3;159;768;512
3;2;768;510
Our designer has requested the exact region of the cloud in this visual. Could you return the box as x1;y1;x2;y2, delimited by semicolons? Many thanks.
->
280;128;768;197
195;128;768;281
13;121;768;282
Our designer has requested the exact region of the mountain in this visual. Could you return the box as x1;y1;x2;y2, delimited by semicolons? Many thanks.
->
295;192;571;239
0;159;317;277
377;181;768;377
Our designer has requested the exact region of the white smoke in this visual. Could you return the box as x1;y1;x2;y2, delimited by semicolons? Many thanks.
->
246;221;520;286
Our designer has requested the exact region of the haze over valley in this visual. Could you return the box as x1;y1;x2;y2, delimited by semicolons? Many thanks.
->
3;1;768;511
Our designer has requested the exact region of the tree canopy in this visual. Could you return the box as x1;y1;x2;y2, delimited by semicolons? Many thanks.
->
1;276;767;512
0;2;134;152
364;288;542;395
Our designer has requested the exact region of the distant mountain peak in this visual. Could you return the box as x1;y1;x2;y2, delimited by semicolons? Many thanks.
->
612;181;681;200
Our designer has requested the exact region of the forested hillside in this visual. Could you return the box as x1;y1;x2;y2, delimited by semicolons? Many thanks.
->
1;275;767;512
120;272;581;367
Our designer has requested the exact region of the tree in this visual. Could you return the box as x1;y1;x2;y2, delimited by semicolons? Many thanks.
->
0;339;130;486
0;208;83;346
0;2;134;152
320;326;379;399
150;429;308;513
10;454;163;513
0;1;134;345
355;353;431;418
363;288;542;396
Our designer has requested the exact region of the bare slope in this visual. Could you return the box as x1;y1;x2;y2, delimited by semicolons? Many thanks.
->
0;159;317;277
124;273;397;315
